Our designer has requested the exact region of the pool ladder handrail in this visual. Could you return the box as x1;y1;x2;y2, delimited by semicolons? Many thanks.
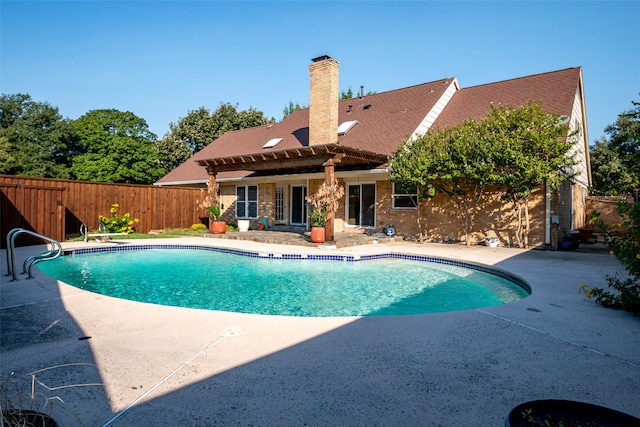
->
5;228;63;281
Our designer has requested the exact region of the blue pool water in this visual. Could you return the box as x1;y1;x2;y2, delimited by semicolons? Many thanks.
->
38;247;529;317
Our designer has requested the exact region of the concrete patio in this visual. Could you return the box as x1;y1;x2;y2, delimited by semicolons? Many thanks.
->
1;237;639;426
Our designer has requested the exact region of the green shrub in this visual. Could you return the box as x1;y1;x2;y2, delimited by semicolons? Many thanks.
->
191;223;207;231
590;275;640;316
589;202;640;316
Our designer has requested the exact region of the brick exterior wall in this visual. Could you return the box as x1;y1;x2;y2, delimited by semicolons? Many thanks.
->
220;178;556;246
375;182;547;246
308;56;339;146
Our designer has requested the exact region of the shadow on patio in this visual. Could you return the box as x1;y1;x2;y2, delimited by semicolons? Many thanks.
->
1;241;638;426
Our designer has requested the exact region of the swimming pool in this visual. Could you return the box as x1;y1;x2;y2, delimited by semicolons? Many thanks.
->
38;245;530;317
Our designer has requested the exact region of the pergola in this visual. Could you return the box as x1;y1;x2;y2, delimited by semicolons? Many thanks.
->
195;143;388;241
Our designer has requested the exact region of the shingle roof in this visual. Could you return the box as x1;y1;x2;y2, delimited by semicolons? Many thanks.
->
156;67;582;185
432;67;581;129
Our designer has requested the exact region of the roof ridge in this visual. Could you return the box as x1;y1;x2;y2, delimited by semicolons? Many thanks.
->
462;67;581;90
337;78;457;103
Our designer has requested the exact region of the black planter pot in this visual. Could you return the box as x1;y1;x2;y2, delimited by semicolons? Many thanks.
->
506;399;640;427
2;409;59;427
558;238;580;251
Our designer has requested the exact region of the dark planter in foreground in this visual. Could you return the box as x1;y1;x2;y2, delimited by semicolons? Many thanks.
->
506;399;640;427
2;410;59;427
558;238;580;251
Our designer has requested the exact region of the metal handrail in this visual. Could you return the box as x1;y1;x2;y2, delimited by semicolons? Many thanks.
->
5;228;25;279
6;228;62;281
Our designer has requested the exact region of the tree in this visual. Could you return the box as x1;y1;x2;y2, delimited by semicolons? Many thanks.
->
484;102;575;248
72;109;164;184
390;101;576;248
0;93;79;178
158;103;275;171
282;100;305;119
590;137;638;195
590;95;640;195
390;119;501;246
340;87;376;100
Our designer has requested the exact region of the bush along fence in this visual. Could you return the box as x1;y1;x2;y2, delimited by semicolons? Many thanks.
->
582;200;640;316
0;175;208;247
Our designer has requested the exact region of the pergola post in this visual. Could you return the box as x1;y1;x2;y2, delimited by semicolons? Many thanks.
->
206;166;219;207
323;158;335;241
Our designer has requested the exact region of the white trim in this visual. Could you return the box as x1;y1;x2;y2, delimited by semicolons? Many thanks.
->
154;179;207;186
545;183;551;245
156;167;391;187
411;78;460;139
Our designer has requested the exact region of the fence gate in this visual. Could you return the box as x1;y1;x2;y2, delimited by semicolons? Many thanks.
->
1;183;65;248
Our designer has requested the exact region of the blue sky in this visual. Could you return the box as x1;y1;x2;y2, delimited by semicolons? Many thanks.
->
2;1;639;144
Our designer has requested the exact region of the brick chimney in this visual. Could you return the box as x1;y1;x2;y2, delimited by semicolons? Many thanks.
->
308;55;339;146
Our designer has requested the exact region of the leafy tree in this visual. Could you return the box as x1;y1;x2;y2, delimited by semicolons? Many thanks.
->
391;101;576;248
340;87;376;100
484;102;575;248
282;100;305;120
390;119;501;246
158;103;274;171
590;137;638;195
590;95;640;195
0;93;79;178
72;109;164;184
340;88;354;100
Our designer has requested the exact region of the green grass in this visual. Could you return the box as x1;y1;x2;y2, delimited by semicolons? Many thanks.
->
66;224;243;242
65;228;209;242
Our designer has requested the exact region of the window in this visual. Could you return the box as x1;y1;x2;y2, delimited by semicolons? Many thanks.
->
236;185;258;218
338;120;358;135
263;138;283;149
392;183;417;209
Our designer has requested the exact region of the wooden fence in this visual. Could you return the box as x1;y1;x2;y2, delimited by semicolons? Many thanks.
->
1;175;209;247
585;195;635;226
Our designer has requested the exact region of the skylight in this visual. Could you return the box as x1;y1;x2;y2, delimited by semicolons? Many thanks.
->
338;120;358;135
262;138;283;149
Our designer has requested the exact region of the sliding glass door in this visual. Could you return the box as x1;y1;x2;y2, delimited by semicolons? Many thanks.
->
290;185;307;225
347;183;375;228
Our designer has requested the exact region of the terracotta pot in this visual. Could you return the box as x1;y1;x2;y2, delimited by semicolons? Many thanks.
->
310;226;325;243
258;223;265;230
210;220;226;234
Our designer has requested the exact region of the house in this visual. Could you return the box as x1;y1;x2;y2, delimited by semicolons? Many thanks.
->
155;56;591;246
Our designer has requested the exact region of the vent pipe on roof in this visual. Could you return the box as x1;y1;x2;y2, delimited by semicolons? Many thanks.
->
309;55;339;146
360;85;364;99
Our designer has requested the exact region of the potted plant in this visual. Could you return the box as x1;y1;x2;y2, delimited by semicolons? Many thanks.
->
1;372;59;427
558;234;580;251
208;205;226;234
306;179;344;243
506;399;639;426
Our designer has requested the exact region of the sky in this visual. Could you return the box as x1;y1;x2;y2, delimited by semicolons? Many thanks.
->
2;0;639;144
